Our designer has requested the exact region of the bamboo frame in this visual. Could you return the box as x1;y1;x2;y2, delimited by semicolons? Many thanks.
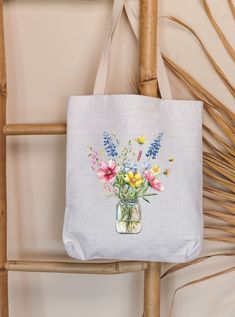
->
139;0;158;97
5;260;147;274
0;0;160;316
140;1;161;317
3;123;66;135
0;0;8;315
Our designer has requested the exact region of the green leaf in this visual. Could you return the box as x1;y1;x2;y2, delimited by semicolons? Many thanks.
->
142;197;150;203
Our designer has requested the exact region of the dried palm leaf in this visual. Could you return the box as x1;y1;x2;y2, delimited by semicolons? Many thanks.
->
205;236;235;243
164;16;235;96
162;251;235;278
203;136;235;167
202;0;235;62
204;186;235;202
162;54;235;123
205;224;235;234
163;58;235;312
204;209;235;224
228;0;235;19
204;195;235;214
204;168;235;192
203;125;235;157
168;266;235;317
205;106;235;143
204;158;235;183
162;4;235;316
204;153;234;174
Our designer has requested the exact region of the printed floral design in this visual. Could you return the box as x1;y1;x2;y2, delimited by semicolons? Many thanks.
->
125;171;143;188
97;161;118;183
144;171;164;192
88;132;174;234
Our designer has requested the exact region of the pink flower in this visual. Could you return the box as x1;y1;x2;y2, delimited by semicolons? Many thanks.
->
144;171;164;192
96;160;118;183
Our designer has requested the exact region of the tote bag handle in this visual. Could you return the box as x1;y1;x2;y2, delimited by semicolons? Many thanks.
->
93;0;172;100
93;0;126;95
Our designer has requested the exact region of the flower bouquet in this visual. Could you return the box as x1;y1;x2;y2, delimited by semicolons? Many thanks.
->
88;132;173;234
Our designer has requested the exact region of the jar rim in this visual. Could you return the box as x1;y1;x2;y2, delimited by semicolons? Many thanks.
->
119;199;138;203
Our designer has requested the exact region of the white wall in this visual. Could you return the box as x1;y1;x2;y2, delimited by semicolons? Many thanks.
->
4;0;235;316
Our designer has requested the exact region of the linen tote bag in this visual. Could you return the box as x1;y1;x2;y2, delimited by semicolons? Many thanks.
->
63;0;203;262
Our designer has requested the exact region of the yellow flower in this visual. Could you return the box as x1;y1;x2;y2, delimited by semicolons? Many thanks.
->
151;165;161;175
125;171;143;188
169;156;174;163
136;136;146;145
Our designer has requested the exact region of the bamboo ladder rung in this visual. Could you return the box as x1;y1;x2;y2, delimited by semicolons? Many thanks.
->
5;260;147;274
3;123;66;135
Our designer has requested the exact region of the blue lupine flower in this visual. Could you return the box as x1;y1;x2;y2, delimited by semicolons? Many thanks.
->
146;133;163;159
103;131;118;158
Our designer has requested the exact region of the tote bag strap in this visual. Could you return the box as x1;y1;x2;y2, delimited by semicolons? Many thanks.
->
94;0;172;100
93;0;126;95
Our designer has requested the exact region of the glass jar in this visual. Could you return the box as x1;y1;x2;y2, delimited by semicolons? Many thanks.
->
116;200;142;234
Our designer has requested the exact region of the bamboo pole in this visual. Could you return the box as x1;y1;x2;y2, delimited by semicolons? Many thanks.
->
144;262;161;317
5;260;147;275
0;0;8;316
139;1;161;317
139;0;158;97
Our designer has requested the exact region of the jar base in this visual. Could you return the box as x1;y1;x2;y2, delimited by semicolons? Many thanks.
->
116;221;141;234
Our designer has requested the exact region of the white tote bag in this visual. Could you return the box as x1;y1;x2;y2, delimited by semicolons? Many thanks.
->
63;0;203;262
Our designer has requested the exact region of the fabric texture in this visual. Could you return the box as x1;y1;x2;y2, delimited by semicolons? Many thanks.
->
63;95;203;262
